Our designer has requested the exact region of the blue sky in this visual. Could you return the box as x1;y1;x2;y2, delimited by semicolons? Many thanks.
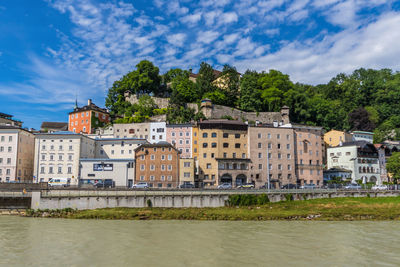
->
0;0;399;129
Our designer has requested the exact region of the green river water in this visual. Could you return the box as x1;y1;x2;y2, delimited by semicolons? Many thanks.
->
0;217;399;266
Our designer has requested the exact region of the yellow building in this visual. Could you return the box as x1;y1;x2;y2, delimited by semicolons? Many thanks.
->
198;120;249;188
179;158;195;186
324;130;352;148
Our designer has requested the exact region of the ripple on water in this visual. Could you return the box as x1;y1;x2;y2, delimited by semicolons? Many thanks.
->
1;217;400;267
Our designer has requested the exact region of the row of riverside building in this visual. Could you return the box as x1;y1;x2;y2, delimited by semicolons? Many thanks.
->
1;99;398;188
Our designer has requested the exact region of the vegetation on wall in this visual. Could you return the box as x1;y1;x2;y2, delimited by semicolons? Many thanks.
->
105;60;400;142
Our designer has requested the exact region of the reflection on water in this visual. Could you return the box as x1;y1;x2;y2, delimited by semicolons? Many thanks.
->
1;217;400;267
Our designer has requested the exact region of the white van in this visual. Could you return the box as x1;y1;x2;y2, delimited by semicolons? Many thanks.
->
48;178;70;187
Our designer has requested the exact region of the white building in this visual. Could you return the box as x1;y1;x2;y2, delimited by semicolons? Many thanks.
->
79;159;135;187
351;131;374;143
327;141;381;184
94;138;148;159
0;125;35;182
149;122;166;143
33;132;95;185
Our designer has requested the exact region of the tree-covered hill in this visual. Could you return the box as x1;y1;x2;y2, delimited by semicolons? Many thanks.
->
105;60;400;143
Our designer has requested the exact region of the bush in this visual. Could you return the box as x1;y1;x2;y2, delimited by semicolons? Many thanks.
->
147;199;153;208
227;194;269;206
284;194;294;202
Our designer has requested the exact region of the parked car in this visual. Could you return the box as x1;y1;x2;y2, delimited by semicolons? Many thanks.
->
281;184;298;189
132;182;149;189
217;183;232;189
372;185;388;190
300;184;316;189
344;183;362;190
48;178;70;187
95;179;115;188
237;183;255;189
179;183;195;189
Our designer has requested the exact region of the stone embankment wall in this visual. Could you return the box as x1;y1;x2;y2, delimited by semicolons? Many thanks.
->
30;190;400;210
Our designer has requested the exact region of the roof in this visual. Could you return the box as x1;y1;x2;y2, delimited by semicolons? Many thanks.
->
41;122;68;130
189;69;222;80
96;138;148;143
324;167;352;173
34;131;80;136
80;158;135;162
0;125;33;134
69;102;109;115
134;141;179;152
0;112;13;118
351;131;374;135
166;123;193;127
199;120;248;130
340;141;372;147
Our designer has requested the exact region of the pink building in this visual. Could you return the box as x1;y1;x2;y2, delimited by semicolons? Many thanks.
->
166;124;193;158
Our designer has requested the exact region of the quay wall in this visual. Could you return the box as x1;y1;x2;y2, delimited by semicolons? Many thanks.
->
30;190;400;210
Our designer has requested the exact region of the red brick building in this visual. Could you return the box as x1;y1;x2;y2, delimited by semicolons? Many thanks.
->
135;142;180;188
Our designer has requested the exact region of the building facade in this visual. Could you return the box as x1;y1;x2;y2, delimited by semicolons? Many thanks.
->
135;142;180;188
166;124;192;158
248;126;296;188
179;158;195;186
0;112;22;127
293;125;324;186
198;120;250;188
323;130;352;148
0;126;35;182
68;99;110;134
327;141;381;184
351;131;374;143
79;159;135;187
94;138;147;159
114;123;151;139
33;132;95;185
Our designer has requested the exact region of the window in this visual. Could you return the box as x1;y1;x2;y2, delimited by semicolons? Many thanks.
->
49;167;53;174
68;155;73;161
49;155;53;161
258;164;262;170
242;153;246;159
40;167;45;174
41;154;45;160
184;162;191;167
140;176;145;181
151;155;155;160
277;134;280;139
269;164;272;170
267;133;271;139
203;153;207;158
67;167;72;174
8;136;12;142
140;164;145;171
150;165;155;171
286;144;290;149
286;134;290;140
346;152;351;156
211;153;215;158
202;133;208;138
268;143;272;149
211;132;217;138
58;167;62;174
258;143;262;148
223;143;229;148
211;142;217;148
277;143;281;149
203;143;208;148
278;164;282;170
168;176;172;181
161;165;165;171
168;165;172;171
161;175;165;181
287;154;291;159
235;134;240;138
232;153;236;158
161;155;165;160
258;133;262;138
58;155;63;160
168;155;172;160
172;132;175;137
150;175;155;181
258;153;262;159
223;133;229;138
8;147;12;152
207;163;212;169
223;153;227;158
288;164;292;170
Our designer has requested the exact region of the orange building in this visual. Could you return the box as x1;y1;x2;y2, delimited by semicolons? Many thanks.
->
68;99;110;134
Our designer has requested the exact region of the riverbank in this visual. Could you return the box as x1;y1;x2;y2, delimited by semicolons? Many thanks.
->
25;197;400;220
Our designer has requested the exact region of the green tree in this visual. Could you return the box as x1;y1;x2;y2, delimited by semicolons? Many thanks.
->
387;152;400;183
220;64;240;107
170;76;199;105
196;62;218;97
163;68;189;83
239;70;262;111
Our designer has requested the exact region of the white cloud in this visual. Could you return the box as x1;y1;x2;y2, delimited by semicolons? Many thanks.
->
197;30;220;44
232;12;400;84
167;33;187;47
180;12;202;24
219;12;238;24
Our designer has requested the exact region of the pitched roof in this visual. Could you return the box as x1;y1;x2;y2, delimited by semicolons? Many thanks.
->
41;122;68;130
69;102;109;115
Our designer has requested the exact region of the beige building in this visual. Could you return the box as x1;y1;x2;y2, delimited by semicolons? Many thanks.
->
113;122;166;143
324;130;352;147
248;126;296;188
34;132;95;185
179;158;195;186
0;126;35;182
198;120;249;188
0;112;23;127
293;124;324;186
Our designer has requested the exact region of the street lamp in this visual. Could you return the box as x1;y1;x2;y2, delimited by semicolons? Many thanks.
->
267;146;270;190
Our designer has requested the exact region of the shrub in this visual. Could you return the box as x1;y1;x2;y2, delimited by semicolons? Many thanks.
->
147;199;153;208
227;194;269;206
284;194;294;202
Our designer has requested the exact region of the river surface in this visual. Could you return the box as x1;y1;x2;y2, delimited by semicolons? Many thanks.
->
1;217;399;267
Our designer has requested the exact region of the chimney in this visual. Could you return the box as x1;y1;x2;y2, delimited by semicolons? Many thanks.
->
88;99;92;106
